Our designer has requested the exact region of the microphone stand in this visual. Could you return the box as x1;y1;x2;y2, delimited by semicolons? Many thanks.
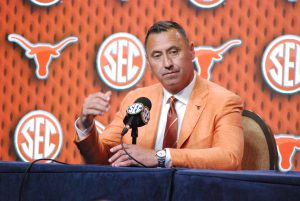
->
131;127;138;144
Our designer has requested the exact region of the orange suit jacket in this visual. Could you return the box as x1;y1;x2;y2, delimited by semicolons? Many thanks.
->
75;75;244;170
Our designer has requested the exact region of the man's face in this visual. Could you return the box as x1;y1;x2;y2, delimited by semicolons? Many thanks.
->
146;29;195;94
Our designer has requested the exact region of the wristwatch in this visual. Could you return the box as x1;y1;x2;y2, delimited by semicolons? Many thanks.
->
156;149;166;168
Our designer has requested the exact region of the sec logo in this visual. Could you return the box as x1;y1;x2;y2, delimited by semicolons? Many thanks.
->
14;110;63;162
262;35;300;94
30;0;60;6
127;103;144;115
96;33;146;90
190;0;225;9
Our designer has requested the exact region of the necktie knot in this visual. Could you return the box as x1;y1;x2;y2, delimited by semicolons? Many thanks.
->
169;96;176;104
168;96;177;116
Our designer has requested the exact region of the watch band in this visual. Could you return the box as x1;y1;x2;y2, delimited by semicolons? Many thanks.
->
156;150;166;168
158;158;165;168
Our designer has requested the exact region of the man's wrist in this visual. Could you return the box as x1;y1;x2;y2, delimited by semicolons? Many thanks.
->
74;118;94;140
78;115;94;130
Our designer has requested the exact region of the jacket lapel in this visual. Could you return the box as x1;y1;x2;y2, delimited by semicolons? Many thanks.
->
139;85;163;148
177;76;208;147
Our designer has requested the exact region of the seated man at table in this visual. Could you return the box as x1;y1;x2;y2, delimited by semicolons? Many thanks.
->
74;20;244;169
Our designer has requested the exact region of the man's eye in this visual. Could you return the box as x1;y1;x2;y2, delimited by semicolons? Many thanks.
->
169;49;179;55
153;54;161;59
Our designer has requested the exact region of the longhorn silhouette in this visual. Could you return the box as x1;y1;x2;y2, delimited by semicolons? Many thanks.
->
193;39;242;80
8;34;78;79
275;135;300;171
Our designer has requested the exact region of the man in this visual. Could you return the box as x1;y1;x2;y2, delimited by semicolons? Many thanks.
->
74;21;244;169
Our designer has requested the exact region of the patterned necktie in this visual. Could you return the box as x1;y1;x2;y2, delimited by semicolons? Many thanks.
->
163;96;178;149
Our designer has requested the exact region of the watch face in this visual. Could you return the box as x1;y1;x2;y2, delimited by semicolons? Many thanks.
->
157;150;166;157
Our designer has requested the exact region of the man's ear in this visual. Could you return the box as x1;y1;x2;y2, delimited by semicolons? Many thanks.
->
145;53;150;65
145;53;149;61
189;42;195;59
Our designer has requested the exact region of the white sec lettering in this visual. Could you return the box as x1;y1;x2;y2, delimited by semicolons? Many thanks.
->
44;119;56;158
117;39;128;83
283;42;294;87
270;43;284;86
127;41;139;81
295;44;300;85
21;119;34;158
34;117;44;159
104;41;117;81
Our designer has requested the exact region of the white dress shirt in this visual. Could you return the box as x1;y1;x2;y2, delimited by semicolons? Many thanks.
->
154;73;196;167
75;73;196;168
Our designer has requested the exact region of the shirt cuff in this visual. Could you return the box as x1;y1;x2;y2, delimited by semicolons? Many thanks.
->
165;148;172;168
74;118;94;140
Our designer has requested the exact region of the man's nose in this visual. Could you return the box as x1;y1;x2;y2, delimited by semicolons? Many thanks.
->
162;54;173;69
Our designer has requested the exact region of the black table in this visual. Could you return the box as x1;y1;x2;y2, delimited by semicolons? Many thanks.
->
1;161;300;201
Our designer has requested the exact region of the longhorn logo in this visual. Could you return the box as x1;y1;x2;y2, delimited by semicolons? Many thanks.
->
8;34;78;79
275;134;300;172
193;39;242;80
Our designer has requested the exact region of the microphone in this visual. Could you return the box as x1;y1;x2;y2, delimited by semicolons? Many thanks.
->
121;97;152;136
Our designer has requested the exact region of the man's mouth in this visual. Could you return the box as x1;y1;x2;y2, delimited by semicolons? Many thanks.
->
162;70;179;76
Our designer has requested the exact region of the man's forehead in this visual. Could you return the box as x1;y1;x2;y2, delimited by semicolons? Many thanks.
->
146;29;184;51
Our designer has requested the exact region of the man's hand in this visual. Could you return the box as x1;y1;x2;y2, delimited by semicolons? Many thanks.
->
109;144;158;167
78;91;112;130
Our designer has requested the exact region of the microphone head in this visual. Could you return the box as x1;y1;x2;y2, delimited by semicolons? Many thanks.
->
134;97;152;110
123;97;152;129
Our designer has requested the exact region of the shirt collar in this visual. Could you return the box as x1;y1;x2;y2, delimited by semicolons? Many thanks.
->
163;72;196;105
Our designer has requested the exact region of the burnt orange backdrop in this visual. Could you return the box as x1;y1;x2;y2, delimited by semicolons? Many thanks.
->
0;0;299;169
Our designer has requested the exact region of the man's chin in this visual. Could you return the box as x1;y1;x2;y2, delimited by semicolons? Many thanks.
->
163;79;178;86
162;82;180;93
